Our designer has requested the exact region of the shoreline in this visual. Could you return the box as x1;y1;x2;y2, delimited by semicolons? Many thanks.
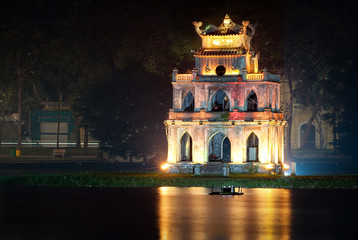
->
0;173;357;189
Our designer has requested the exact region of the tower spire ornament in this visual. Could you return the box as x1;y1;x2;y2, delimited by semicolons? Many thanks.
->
164;15;286;175
220;14;235;33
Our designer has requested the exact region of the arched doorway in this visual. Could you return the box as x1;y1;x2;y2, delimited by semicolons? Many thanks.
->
222;137;231;162
183;91;194;112
180;132;192;161
208;132;231;162
247;90;258;111
246;132;259;162
211;90;230;112
300;123;316;149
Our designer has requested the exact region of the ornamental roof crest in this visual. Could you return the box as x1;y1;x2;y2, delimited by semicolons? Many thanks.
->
193;14;257;36
193;14;257;52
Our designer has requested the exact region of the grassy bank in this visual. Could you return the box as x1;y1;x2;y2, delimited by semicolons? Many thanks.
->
0;173;357;189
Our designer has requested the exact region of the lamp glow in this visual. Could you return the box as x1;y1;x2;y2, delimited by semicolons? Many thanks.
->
283;163;289;170
223;14;231;27
265;164;275;170
161;163;169;170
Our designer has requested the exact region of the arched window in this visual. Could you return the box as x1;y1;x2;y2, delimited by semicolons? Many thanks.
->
180;132;192;161
211;90;230;112
300;123;316;149
247;90;258;112
208;132;231;162
222;137;231;162
183;91;194;112
246;132;259;162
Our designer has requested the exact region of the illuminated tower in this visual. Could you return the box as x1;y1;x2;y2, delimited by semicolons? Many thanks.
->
164;15;286;174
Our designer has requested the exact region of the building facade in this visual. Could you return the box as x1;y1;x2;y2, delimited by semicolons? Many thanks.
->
164;15;286;174
30;102;76;146
0;102;98;148
280;79;334;153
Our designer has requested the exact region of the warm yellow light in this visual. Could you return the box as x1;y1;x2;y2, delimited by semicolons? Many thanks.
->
232;68;240;74
212;40;221;46
223;14;231;27
265;164;275;170
283;163;290;170
211;38;234;47
161;163;169;170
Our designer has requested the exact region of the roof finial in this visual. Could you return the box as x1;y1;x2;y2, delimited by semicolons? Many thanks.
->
223;14;231;27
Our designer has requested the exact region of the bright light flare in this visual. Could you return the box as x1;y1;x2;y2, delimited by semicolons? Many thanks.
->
161;163;169;170
283;163;290;170
265;164;275;170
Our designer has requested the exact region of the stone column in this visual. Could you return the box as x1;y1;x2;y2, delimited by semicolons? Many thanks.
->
167;124;177;163
195;85;206;111
263;68;268;81
279;124;285;163
231;126;244;163
193;125;205;164
192;68;198;81
268;124;273;163
259;125;270;163
245;54;251;73
172;86;182;110
273;125;279;164
242;68;247;81
277;86;280;111
172;68;178;82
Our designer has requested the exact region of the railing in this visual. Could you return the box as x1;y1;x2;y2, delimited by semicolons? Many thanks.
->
246;73;264;81
176;74;193;81
168;110;284;121
174;72;279;82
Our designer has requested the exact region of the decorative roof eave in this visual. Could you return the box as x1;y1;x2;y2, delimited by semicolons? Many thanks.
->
201;34;240;38
193;47;248;56
193;15;256;37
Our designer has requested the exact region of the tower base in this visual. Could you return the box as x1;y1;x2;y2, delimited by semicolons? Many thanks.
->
164;162;287;175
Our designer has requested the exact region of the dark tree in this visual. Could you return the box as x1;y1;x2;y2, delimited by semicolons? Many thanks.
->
73;61;170;159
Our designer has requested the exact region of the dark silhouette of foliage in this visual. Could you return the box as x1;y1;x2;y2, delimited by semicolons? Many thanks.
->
73;61;170;158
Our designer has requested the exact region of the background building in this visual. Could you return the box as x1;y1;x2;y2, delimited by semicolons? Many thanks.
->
0;102;98;148
280;79;334;155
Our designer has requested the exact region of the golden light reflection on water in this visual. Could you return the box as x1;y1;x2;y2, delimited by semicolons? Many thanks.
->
158;187;291;240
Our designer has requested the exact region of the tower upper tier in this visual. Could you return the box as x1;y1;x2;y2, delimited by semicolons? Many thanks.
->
172;15;280;82
193;14;257;52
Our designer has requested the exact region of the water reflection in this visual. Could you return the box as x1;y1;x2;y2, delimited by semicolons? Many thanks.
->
158;187;291;240
0;186;355;239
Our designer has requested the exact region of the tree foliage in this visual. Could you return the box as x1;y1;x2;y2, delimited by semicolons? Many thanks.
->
282;0;357;155
73;62;170;157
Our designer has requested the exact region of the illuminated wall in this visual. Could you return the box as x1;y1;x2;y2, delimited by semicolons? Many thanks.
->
165;120;285;164
194;53;259;76
172;81;281;112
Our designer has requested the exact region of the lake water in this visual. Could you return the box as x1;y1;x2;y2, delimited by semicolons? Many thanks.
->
0;186;357;239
